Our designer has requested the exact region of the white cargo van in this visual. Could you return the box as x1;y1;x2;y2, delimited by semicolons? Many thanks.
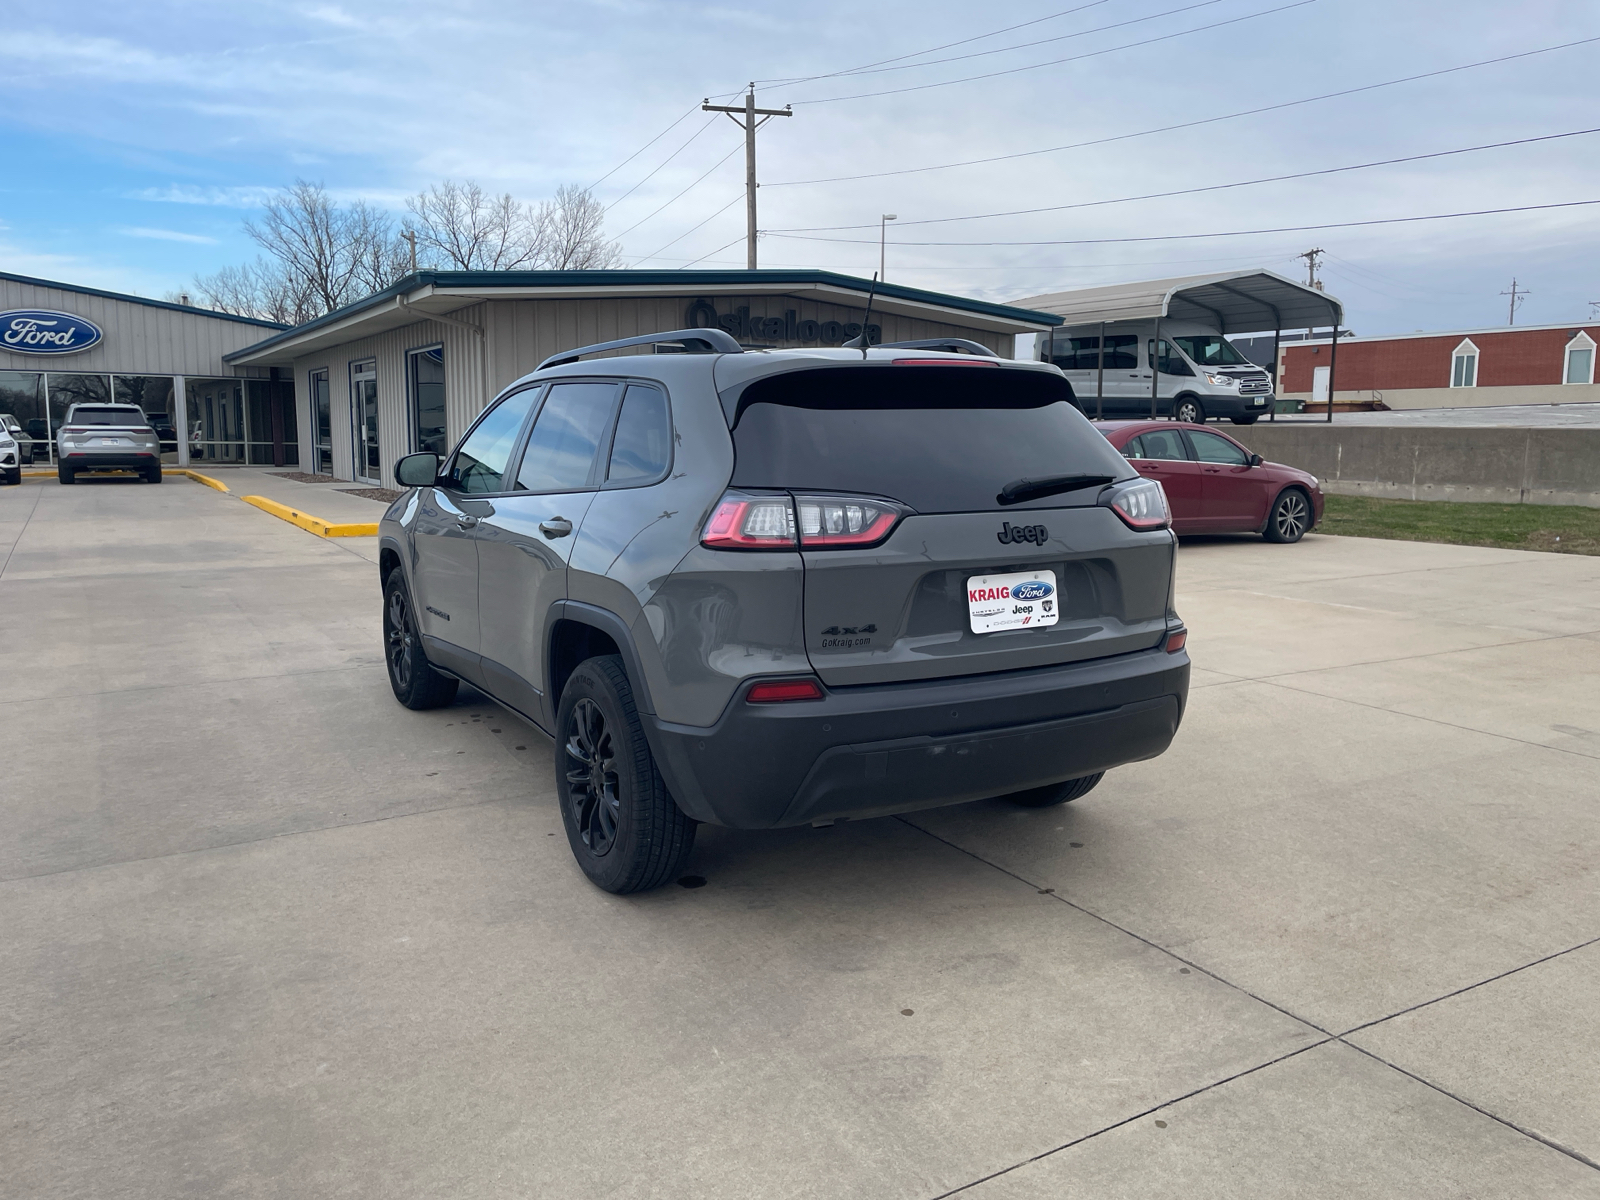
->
1014;270;1345;425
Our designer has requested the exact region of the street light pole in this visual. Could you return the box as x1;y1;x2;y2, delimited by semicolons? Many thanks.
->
880;214;897;282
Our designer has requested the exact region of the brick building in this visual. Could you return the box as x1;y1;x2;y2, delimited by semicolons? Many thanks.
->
1279;322;1600;410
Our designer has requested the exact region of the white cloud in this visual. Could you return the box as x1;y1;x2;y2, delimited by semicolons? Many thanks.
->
126;185;282;208
116;227;220;244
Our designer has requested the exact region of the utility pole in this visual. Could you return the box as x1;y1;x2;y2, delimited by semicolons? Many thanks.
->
1501;278;1528;325
403;229;418;273
1299;248;1325;291
703;85;792;270
880;214;897;282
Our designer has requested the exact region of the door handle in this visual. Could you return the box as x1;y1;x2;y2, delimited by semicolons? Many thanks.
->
539;517;573;539
455;514;479;529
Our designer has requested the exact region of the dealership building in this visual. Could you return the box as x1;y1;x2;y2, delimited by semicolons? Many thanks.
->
2;268;1060;484
0;271;293;466
219;270;1060;488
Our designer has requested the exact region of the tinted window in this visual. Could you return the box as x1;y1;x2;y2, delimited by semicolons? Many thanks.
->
1048;336;1103;371
606;384;670;486
449;389;537;493
516;382;617;493
730;366;1132;513
1102;335;1138;370
1154;341;1194;377
1189;430;1248;465
70;406;145;426
1174;336;1249;366
1136;429;1191;461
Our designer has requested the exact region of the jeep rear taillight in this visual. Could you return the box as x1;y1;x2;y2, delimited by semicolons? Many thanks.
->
701;493;796;549
1103;478;1170;531
794;494;904;548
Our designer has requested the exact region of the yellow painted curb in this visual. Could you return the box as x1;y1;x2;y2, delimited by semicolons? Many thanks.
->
176;468;230;492
241;494;378;538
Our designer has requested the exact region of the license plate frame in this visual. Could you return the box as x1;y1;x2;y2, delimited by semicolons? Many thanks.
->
967;569;1061;634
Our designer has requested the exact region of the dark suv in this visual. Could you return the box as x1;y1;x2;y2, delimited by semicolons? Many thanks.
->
380;331;1190;892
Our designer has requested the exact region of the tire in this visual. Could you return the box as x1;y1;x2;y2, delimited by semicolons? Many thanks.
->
1264;488;1312;544
382;568;459;710
556;655;695;894
57;465;74;485
1003;772;1105;808
1231;415;1259;425
3;467;19;486
145;464;162;484
1173;396;1205;424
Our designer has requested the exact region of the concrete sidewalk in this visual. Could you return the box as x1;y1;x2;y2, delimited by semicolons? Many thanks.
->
2;482;1598;1199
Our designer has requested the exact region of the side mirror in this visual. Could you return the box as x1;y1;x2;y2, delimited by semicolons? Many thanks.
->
1249;453;1264;467
395;451;441;488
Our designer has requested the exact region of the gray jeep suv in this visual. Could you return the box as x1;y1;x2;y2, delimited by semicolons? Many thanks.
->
379;330;1189;893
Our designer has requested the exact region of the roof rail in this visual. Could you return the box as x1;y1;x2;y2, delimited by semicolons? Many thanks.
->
537;327;743;372
877;337;998;357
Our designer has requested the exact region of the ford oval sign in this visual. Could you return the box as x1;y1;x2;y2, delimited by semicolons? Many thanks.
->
1;309;104;356
1011;580;1055;601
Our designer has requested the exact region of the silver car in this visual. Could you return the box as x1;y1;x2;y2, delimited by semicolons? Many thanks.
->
56;403;163;484
380;331;1190;893
1;414;34;466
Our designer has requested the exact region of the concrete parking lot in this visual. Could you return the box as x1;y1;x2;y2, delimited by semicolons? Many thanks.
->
3;472;1599;1199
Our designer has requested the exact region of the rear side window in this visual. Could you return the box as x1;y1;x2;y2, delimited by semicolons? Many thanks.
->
1134;429;1191;461
1188;430;1248;465
448;389;537;493
605;384;671;486
516;381;617;493
729;366;1132;513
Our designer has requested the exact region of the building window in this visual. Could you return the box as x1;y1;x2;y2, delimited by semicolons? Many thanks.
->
309;369;332;473
1565;333;1595;385
407;345;447;455
1450;339;1478;388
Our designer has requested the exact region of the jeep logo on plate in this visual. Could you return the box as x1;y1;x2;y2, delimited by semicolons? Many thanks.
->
1011;580;1054;601
997;522;1048;545
1;309;104;355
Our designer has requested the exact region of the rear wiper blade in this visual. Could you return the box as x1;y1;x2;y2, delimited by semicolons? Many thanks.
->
997;473;1116;506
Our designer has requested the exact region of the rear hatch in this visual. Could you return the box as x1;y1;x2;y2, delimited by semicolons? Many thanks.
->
727;361;1175;687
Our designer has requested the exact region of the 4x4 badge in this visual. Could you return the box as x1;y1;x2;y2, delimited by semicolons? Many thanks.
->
997;522;1048;545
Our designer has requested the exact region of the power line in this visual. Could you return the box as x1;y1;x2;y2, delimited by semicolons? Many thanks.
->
631;193;744;265
792;0;1319;105
610;141;744;241
680;234;750;269
764;36;1600;188
752;0;1112;87
587;103;702;191
604;114;720;211
768;127;1600;232
789;0;1223;84
762;199;1600;247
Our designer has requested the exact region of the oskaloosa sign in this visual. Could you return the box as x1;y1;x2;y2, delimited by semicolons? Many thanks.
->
1;309;104;355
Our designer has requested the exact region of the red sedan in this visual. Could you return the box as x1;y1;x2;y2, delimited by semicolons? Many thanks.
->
1096;421;1324;542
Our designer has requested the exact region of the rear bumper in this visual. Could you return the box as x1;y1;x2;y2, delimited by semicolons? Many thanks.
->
648;645;1189;829
61;451;158;470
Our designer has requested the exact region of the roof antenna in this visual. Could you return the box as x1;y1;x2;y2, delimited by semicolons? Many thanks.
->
842;272;879;358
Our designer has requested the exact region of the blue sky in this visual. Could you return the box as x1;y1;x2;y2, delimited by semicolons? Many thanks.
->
1;0;1596;335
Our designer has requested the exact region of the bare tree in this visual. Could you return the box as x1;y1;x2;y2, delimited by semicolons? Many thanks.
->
538;184;622;270
193;258;317;325
404;180;545;270
242;181;406;315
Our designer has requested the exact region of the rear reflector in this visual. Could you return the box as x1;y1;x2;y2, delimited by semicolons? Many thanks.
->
747;679;825;703
1165;629;1187;654
891;358;997;367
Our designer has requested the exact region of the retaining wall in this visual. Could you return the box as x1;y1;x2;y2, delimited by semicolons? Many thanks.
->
1229;425;1600;508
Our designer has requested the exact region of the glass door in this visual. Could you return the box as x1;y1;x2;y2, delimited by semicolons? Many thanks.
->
311;369;332;472
351;361;379;483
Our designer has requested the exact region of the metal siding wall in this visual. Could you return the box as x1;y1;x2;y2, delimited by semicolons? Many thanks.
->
0;278;281;375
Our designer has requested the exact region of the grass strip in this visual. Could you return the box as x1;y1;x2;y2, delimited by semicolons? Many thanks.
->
1323;495;1600;555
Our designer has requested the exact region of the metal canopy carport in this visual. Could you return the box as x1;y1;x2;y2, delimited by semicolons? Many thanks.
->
1013;269;1347;422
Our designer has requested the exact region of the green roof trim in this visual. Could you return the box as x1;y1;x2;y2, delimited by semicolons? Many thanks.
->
225;269;1062;361
0;270;289;330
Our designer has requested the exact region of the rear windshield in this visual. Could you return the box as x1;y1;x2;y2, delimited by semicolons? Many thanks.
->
72;407;145;426
729;366;1133;513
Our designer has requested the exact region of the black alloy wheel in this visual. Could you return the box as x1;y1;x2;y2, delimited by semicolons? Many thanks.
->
564;698;622;856
382;568;459;709
1174;397;1205;424
554;655;695;893
1265;488;1312;543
